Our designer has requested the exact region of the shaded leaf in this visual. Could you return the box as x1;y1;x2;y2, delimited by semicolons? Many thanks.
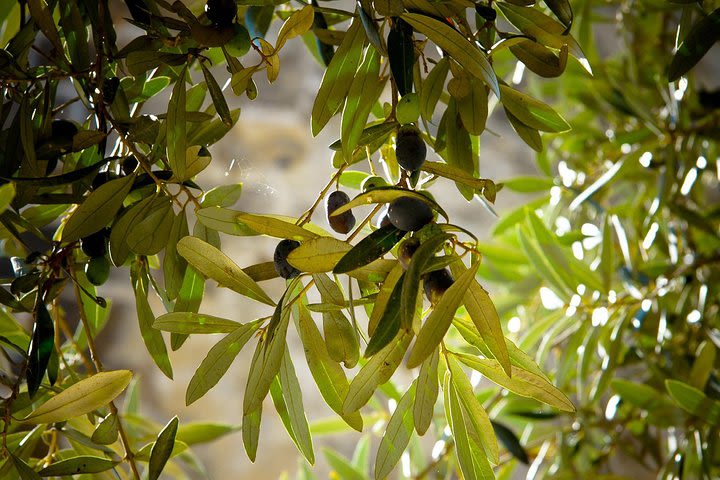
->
148;416;179;480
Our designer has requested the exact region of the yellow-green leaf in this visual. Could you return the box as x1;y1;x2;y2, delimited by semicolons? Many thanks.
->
287;237;351;272
24;370;132;424
153;312;243;334
277;5;315;50
500;85;570;133
236;212;319;241
177;236;274;306
456;354;575;412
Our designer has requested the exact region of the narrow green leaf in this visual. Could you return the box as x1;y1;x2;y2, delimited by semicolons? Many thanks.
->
401;233;452;330
24;370;132;424
342;46;383;160
420;57;449;122
446;375;495;480
295;302;363;431
665;379;720;424
132;262;173;379
496;2;591;74
176;422;239;445
343;331;411;414
26;299;54;398
368;263;404;335
333;225;406;274
450;262;511;376
154;312;242;334
242;406;262;461
543;0;573;30
506;109;543;152
186;321;261;405
27;0;64;58
414;347;439;435
689;341;716;390
314;273;359;368
10;454;40;480
456;353;575;412
148;416;179;480
91;413;119;445
244;297;292;414
402;13;500;98
421;161;494;193
278;345;315;464
200;62;233;127
38;456;119;476
164;212;189;301
236;212;319;241
448;356;499;464
325;449;366;480
667;8;720;82
374;382;416;480
167;65;188;180
126;197;174;255
177;236;274;306
62;175;134;242
500;85;570;132
312;18;367;135
365;272;404;357
491;421;529;464
407;262;480;368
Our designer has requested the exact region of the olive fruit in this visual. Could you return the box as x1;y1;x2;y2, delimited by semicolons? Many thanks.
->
397;237;420;269
475;5;497;21
387;196;433;232
102;77;120;104
274;239;301;279
326;190;356;234
121;155;138;176
395;125;426;172
51;119;78;139
92;171;119;190
422;268;454;304
361;175;388;193
86;255;111;286
80;229;109;258
205;0;236;27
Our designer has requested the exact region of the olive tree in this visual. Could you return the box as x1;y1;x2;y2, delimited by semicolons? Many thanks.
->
0;0;718;479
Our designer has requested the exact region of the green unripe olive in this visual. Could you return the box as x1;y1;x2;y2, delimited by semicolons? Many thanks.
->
86;255;111;286
388;196;433;232
326;190;356;234
396;93;421;124
398;237;420;270
274;239;301;279
361;175;388;193
225;24;251;56
92;171;119;190
80;229;109;258
395;125;426;172
121;155;138;176
422;268;454;304
205;0;236;27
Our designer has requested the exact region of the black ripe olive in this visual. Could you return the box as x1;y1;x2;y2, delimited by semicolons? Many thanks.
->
326;190;356;234
388;196;433;232
423;268;454;304
102;77;120;104
274;239;301;279
398;237;420;270
92;171;119;190
395;125;426;172
121;155;139;176
80;228;109;258
86;255;111;286
205;0;236;27
475;5;497;21
51;119;78;139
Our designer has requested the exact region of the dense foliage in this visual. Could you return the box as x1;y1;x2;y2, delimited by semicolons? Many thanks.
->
0;0;718;479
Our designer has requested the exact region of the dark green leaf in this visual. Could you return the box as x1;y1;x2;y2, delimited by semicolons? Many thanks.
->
26;298;54;398
334;225;406;274
668;8;720;82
